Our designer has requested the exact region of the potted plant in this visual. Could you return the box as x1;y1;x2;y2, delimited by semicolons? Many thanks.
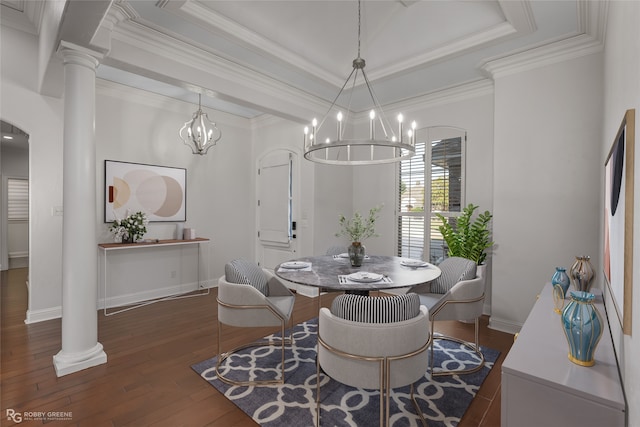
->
335;205;382;267
109;211;149;243
435;203;493;265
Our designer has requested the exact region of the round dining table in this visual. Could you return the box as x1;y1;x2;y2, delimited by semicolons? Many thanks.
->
275;255;441;294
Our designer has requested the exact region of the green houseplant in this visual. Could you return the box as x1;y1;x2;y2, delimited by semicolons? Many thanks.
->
335;205;382;266
436;203;493;264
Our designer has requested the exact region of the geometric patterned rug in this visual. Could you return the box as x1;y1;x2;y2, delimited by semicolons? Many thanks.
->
192;318;499;427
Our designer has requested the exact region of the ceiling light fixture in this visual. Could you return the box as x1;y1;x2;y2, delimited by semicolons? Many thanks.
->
303;0;416;165
179;93;222;155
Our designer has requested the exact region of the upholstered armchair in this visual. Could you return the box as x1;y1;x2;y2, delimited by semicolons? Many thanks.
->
316;293;430;427
216;259;296;386
408;256;486;376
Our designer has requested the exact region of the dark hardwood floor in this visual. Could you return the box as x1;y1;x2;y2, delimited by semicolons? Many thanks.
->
1;267;514;426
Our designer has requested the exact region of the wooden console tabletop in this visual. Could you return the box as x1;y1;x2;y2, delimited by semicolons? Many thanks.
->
98;237;209;250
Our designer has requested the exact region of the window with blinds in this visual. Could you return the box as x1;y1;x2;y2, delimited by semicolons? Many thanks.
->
397;128;465;263
8;178;29;221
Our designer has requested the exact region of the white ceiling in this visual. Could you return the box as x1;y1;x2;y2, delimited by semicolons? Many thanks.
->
1;0;604;123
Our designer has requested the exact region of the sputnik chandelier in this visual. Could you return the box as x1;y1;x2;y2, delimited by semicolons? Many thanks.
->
179;93;222;155
303;0;416;165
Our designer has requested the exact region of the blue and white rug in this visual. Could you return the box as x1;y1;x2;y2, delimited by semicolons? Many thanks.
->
192;318;499;427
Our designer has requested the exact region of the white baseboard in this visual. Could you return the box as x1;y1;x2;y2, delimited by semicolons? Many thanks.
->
99;279;215;309
26;306;62;323
8;251;28;258
488;316;522;335
8;252;28;269
24;280;216;324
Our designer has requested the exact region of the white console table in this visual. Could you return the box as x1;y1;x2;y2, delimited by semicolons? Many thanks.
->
98;238;210;316
501;283;625;427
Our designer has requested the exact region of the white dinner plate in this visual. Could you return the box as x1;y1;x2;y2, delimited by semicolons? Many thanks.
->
337;253;370;259
401;259;429;267
280;261;311;269
346;272;383;283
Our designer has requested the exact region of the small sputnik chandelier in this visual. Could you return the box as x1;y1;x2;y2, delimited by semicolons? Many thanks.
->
303;0;416;165
179;93;222;155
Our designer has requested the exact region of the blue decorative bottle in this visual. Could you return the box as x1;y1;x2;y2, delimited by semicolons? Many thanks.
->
561;291;603;367
551;267;571;297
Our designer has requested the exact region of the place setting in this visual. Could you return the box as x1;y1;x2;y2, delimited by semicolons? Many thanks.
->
400;258;430;268
332;252;370;261
338;271;392;285
277;261;313;272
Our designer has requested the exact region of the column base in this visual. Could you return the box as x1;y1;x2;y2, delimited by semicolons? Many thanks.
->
53;343;107;377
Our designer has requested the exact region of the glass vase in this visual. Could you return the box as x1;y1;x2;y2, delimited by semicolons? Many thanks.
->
348;242;365;267
551;267;570;297
561;291;603;367
570;256;595;292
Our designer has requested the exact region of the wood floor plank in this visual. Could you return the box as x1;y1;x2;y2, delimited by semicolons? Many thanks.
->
1;267;513;426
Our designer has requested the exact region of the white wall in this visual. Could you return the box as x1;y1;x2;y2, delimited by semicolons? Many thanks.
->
1;25;65;322
95;80;254;296
490;52;604;333
603;1;640;425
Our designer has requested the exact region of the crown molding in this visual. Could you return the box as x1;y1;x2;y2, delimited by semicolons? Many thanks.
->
480;0;607;80
480;33;602;80
366;79;494;118
165;0;536;87
175;1;343;88
96;78;250;127
106;19;331;122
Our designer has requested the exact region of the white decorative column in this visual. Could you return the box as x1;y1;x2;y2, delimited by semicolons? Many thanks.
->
53;42;107;376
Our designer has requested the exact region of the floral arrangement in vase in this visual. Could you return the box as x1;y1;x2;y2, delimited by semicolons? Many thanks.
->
109;211;148;243
335;205;382;266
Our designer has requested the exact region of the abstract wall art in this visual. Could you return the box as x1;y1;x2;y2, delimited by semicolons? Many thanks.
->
603;109;634;336
105;160;187;223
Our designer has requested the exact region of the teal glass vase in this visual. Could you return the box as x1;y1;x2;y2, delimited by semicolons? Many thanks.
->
551;267;570;297
561;291;603;367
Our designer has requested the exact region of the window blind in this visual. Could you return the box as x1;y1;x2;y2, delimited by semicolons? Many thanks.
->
8;178;28;220
397;132;465;264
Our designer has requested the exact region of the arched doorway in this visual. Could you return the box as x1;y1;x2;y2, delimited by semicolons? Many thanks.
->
1;120;30;319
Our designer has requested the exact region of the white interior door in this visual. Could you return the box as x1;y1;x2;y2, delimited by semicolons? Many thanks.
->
257;149;297;269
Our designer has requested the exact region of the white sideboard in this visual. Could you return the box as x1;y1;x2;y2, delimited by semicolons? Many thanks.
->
501;283;625;427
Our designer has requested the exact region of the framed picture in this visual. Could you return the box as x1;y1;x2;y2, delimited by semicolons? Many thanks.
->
104;160;187;223
603;109;634;336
